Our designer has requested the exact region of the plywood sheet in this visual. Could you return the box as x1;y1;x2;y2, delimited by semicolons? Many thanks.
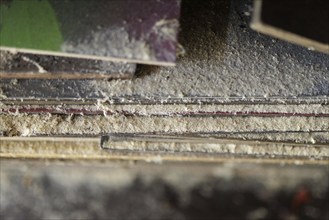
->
1;136;328;162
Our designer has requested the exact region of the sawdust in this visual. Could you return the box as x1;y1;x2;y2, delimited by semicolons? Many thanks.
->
203;132;329;144
1;114;328;137
61;27;153;62
1;0;328;101
0;0;328;161
21;56;47;73
2;103;329;116
153;19;179;42
0;50;16;65
60;17;180;64
104;139;329;158
94;103;329;115
82;0;329;100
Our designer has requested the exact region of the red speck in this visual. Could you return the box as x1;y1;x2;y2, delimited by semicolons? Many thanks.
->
292;186;311;212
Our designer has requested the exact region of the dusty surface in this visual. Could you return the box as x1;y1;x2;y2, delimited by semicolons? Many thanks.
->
0;1;328;219
102;135;329;159
51;0;181;65
0;50;136;79
1;160;328;220
60;27;155;62
0;113;329;148
0;0;328;154
1;114;328;137
0;0;181;65
0;0;328;102
86;0;328;99
2;103;328;116
1;135;328;161
0;0;327;153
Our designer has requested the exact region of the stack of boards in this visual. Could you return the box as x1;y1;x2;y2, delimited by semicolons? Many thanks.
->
0;0;328;163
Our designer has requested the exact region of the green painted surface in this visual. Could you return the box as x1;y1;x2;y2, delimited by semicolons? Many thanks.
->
0;0;63;51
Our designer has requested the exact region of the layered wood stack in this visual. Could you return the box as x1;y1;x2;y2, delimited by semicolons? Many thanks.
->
0;0;328;163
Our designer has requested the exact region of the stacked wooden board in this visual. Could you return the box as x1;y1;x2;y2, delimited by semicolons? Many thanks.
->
1;1;328;219
0;0;328;163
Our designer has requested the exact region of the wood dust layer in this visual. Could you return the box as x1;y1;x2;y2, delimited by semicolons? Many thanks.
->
1;114;328;136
